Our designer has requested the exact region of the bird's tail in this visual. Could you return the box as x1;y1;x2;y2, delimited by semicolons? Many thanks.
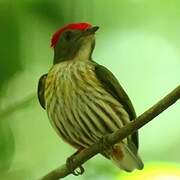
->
108;142;144;172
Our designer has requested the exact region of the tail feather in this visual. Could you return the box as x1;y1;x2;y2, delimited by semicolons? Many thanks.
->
109;142;144;172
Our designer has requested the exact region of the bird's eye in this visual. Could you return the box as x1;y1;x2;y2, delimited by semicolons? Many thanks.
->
65;31;73;40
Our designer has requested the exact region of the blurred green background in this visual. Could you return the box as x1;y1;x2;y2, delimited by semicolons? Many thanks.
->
0;0;180;180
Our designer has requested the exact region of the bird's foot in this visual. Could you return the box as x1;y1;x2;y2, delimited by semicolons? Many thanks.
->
66;149;85;176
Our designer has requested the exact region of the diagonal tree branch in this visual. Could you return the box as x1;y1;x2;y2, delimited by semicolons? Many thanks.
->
40;85;180;180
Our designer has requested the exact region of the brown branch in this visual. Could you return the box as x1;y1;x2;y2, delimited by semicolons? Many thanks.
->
40;85;180;180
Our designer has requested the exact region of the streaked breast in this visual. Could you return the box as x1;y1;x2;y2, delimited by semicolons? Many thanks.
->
45;60;130;148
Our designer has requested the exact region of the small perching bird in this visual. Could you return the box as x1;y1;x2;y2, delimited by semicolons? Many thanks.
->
38;22;143;174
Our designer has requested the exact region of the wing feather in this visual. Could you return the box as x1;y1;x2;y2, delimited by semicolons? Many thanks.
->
37;74;47;109
94;63;139;150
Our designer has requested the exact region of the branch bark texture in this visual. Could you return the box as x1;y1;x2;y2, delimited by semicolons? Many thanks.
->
41;85;180;180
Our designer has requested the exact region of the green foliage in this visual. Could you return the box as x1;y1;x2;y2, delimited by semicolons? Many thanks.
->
0;121;14;173
0;6;22;97
0;1;180;180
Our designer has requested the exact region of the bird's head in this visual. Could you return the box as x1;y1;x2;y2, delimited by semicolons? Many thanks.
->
51;22;99;64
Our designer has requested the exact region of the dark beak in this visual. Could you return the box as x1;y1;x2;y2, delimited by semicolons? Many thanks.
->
82;26;99;36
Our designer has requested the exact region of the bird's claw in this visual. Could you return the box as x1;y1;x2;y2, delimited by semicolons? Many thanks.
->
72;165;84;176
66;155;84;176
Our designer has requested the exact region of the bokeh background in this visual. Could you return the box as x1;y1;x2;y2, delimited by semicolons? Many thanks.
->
0;1;180;180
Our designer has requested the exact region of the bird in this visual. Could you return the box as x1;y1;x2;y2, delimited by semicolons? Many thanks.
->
37;22;144;174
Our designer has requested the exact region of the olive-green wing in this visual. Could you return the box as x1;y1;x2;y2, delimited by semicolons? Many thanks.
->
94;63;139;150
37;74;47;109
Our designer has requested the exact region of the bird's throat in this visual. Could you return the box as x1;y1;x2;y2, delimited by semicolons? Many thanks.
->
73;40;94;61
